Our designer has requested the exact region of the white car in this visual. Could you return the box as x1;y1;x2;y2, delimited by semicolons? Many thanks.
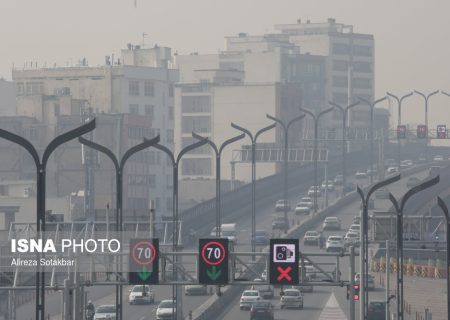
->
275;199;291;212
184;284;208;295
300;197;314;209
321;180;335;191
348;224;361;233
308;186;322;197
94;305;116;320
280;288;303;309
344;231;360;246
239;290;261;310
400;160;413;169
128;285;154;304
303;230;320;246
387;166;399;174
295;202;311;215
433;155;444;161
323;217;341;230
326;235;345;252
156;300;176;320
355;171;367;179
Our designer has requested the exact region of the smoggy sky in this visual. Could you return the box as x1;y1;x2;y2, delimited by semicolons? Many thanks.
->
1;0;450;128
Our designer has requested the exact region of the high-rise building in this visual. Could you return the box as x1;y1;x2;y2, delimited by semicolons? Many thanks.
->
11;45;178;216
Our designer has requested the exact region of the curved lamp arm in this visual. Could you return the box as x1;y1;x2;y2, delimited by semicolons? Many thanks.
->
231;123;253;142
192;132;218;155
120;135;160;170
400;175;439;211
255;123;276;141
79;133;119;171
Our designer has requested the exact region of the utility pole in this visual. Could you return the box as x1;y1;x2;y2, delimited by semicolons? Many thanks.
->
149;199;155;238
349;245;355;320
386;240;390;320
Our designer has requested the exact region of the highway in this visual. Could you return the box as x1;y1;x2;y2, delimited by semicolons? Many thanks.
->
217;168;431;320
15;161;434;320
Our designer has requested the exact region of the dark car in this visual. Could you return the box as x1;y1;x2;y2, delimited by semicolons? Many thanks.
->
253;284;274;299
344;182;356;193
250;301;274;320
255;230;270;245
272;216;288;230
368;301;386;320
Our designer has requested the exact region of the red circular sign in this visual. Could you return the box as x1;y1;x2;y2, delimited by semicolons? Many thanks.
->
131;240;157;266
201;241;226;266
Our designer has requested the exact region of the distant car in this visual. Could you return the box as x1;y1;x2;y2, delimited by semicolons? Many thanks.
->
280;288;303;309
353;216;361;224
156;300;176;320
321;180;335;191
366;168;377;177
128;285;154;304
94;305;116;320
344;182;356;193
386;166;399;174
355;273;375;290
275;199;290;212
323;217;341;230
253;284;274;300
299;197;313;208
255;230;270;245
368;301;386;320
334;174;344;185
355;171;367;179
308;186;322;197
418;154;427;163
375;187;389;199
400;159;413;169
184;284;208;296
295;202;311;215
272;216;288;230
326;235;345;252
433;155;444;161
303;230;320;246
406;176;421;188
240;290;261;310
250;301;274;320
344;231;360;246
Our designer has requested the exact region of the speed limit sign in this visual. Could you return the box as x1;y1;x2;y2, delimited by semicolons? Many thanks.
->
129;239;159;284
198;239;229;284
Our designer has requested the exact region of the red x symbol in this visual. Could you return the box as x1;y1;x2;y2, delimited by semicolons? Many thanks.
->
277;266;292;281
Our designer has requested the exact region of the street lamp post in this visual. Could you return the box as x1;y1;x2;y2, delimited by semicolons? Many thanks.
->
437;196;450;320
357;174;401;320
79;135;160;320
299;107;334;213
192;132;245;237
359;97;388;184
146;138;208;320
388;175;440;320
329;101;359;196
231;122;276;258
266;114;305;233
413;90;439;162
386;92;414;167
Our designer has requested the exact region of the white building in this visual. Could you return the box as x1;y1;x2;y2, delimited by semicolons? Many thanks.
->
11;45;178;216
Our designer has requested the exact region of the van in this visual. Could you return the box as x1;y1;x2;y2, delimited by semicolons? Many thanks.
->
210;223;237;243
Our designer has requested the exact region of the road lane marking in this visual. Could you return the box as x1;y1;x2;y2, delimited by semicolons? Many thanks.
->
318;292;347;320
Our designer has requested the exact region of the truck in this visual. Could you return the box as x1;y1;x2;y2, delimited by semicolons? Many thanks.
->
210;223;237;243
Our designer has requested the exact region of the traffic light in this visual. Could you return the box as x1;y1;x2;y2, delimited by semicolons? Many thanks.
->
198;238;229;285
269;239;299;285
397;125;406;139
417;125;427;139
129;239;159;285
353;284;360;301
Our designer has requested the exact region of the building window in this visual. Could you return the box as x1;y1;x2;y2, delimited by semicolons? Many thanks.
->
144;104;154;117
332;60;348;71
129;104;139;115
332;92;348;104
352;61;372;73
181;137;211;155
181;96;211;113
332;43;350;55
54;104;60;116
182;158;212;176
144;81;154;96
332;76;348;88
354;45;372;57
17;83;24;95
168;84;174;97
168;106;174;120
182;116;211;134
353;78;372;89
129;80;140;96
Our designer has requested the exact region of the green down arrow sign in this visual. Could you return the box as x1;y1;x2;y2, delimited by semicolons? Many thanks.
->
137;266;152;281
207;266;222;281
